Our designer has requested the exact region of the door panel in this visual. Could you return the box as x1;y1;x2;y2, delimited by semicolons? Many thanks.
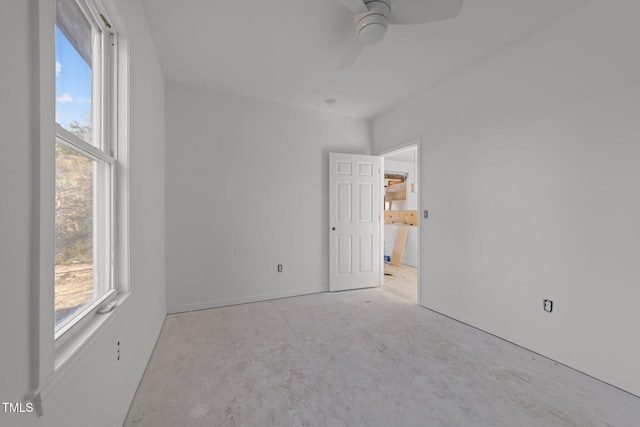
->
337;183;352;222
358;161;373;176
358;183;373;222
337;235;352;275
329;153;380;291
359;235;373;273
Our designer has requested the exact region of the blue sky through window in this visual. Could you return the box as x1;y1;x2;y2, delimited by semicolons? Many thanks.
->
55;26;92;133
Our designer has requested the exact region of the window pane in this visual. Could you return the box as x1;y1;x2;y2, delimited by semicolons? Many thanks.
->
55;144;111;329
55;144;94;326
56;0;94;145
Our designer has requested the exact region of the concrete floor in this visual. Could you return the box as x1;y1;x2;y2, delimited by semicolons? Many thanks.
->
383;263;417;302
125;288;640;427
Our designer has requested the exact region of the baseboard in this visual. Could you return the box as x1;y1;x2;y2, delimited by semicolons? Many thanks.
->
422;301;640;398
167;286;327;314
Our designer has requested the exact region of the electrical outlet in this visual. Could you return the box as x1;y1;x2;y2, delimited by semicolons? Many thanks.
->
543;299;553;313
277;264;283;272
117;341;120;361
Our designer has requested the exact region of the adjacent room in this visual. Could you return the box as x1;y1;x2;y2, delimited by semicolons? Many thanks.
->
2;0;640;426
383;146;419;302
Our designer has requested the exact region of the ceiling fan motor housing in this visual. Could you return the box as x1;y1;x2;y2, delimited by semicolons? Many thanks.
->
356;0;391;45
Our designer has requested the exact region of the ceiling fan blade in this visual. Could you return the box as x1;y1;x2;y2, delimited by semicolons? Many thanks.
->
389;0;463;25
337;36;364;70
336;0;368;14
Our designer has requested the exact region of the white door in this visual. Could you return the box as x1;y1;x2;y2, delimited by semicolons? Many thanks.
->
329;153;381;291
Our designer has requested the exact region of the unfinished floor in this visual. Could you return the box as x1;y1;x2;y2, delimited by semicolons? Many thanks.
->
125;288;640;426
383;263;417;302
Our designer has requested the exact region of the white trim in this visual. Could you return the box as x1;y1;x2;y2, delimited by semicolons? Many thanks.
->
113;24;131;298
167;287;327;314
53;0;117;338
32;0;57;393
378;140;420;157
56;125;115;164
54;289;116;344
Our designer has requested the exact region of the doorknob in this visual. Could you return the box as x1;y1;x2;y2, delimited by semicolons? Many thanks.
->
332;227;336;231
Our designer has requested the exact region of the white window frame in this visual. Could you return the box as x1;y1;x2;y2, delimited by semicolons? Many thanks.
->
53;0;116;343
53;127;115;345
29;0;130;416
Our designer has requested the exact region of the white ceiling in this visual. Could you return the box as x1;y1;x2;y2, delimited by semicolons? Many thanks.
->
141;0;585;120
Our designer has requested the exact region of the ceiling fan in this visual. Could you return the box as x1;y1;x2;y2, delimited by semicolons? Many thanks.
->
336;0;464;69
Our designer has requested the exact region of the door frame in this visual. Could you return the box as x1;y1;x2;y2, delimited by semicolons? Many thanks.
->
377;139;421;304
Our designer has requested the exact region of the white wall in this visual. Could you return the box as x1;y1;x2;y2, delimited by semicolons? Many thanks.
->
0;1;166;425
373;1;640;397
0;2;34;422
165;81;371;313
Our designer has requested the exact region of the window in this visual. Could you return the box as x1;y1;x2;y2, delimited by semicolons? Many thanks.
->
54;0;117;341
30;0;128;411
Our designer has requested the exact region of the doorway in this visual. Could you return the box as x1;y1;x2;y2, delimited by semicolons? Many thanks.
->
381;144;419;303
